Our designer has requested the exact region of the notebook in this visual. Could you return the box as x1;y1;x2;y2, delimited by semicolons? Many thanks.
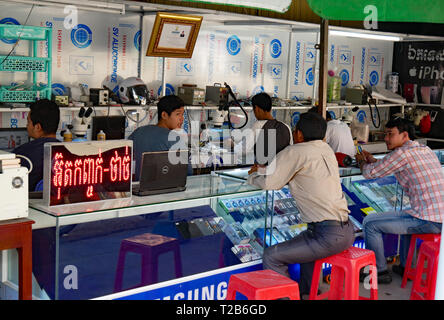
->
132;150;188;196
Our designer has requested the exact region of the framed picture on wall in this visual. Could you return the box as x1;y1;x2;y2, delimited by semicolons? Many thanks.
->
146;12;203;58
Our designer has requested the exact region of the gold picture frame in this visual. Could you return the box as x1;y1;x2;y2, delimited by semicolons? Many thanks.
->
146;12;203;58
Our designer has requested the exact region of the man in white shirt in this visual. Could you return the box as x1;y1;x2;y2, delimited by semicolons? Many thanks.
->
248;111;355;297
233;92;292;165
324;111;356;157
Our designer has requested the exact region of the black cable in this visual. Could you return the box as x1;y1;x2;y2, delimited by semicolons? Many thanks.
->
0;5;35;67
223;82;249;129
367;99;381;128
365;87;381;128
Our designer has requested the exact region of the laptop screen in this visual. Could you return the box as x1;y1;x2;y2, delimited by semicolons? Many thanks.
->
138;150;188;191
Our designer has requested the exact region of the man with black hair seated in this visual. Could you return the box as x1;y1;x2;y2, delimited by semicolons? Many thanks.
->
13;99;60;192
248;111;355;298
356;117;444;284
308;107;355;157
129;95;189;179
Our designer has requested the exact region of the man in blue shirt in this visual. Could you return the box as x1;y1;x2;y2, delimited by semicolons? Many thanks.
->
129;95;189;179
13;99;60;191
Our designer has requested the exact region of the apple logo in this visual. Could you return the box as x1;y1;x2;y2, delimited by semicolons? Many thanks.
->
409;67;417;77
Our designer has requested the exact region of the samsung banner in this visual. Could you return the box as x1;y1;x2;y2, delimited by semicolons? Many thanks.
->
97;261;262;300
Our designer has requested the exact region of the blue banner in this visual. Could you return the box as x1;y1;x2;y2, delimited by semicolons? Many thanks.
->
110;262;262;300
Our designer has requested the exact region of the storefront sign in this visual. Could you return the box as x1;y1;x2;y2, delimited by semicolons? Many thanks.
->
43;140;132;206
97;261;262;300
393;41;444;104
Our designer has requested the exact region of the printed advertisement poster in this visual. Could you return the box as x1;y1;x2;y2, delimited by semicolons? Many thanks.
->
393;41;444;104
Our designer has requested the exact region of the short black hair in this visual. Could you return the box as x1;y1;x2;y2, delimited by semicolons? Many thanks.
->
29;99;60;134
326;111;332;120
307;106;318;113
251;92;272;112
385;117;416;140
308;107;332;120
296;112;327;141
157;95;185;121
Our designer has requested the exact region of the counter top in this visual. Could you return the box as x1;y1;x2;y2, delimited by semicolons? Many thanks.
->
28;173;260;220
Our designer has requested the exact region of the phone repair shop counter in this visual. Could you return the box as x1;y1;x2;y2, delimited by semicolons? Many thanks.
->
22;173;263;300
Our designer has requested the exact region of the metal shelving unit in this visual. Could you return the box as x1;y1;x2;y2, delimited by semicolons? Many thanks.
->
0;24;52;103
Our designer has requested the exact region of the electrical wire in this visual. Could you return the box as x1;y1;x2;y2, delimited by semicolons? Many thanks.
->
0;4;35;67
365;87;381;128
121;104;149;124
15;154;33;174
223;82;249;130
367;99;381;128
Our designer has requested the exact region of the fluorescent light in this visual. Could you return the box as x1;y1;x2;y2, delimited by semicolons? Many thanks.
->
2;0;125;14
329;30;402;41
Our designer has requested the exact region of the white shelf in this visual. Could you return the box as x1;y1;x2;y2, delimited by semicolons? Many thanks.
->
0;107;30;112
0;102;408;113
182;103;406;111
413;103;444;108
0;105;147;113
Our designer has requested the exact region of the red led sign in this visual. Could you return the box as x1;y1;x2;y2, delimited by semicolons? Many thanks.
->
47;144;132;206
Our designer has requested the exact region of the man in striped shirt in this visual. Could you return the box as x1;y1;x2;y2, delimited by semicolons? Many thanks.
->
356;117;444;284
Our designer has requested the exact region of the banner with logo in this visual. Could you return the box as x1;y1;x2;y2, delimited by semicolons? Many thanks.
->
0;4;394;103
0;4;140;95
288;33;393;102
393;41;444;104
287;32;318;102
143;21;290;100
97;261;262;300
0;3;394;135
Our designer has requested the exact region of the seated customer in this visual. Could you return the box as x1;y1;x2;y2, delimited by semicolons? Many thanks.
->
247;112;355;297
13;99;60;192
356;117;443;284
129;95;188;179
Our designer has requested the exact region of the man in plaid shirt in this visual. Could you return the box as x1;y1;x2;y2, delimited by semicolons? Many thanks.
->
356;117;444;284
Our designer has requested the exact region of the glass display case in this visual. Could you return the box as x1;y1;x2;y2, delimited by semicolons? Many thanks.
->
214;164;407;270
5;151;442;300
434;149;444;165
21;174;265;300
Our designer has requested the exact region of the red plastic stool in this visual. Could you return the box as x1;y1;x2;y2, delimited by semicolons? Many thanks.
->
401;233;441;288
114;233;182;292
226;269;300;300
309;247;378;300
410;241;440;300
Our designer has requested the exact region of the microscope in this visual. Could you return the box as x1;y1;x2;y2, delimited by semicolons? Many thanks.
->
70;107;94;141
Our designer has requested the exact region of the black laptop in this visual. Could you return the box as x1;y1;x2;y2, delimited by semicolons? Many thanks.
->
132;150;188;196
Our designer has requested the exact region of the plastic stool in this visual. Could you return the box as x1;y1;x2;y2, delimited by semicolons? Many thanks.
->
114;233;182;292
401;233;441;288
410;241;440;300
309;247;378;300
226;269;300;300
